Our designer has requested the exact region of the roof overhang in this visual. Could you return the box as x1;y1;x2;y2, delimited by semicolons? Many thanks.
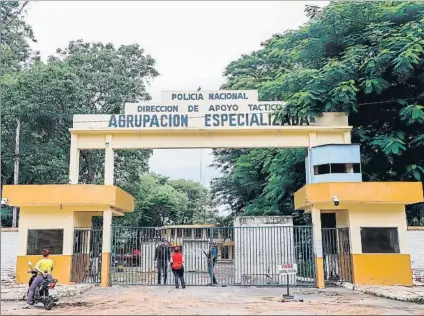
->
294;182;423;210
2;184;134;213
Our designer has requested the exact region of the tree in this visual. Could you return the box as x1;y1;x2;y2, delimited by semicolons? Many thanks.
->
1;40;159;185
115;174;214;227
1;39;159;226
1;1;38;226
168;179;209;224
50;40;159;185
0;1;37;75
211;148;309;224
213;1;424;224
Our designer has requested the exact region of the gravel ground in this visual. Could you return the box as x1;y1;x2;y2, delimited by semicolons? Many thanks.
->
2;286;424;315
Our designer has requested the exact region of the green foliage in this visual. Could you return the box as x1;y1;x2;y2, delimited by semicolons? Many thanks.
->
1;206;13;227
1;40;159;187
0;1;37;74
213;1;424;224
0;4;214;227
211;148;309;224
115;174;215;227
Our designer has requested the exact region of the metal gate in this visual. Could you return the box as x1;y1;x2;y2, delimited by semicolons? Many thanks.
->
322;228;353;284
110;225;315;287
71;228;102;284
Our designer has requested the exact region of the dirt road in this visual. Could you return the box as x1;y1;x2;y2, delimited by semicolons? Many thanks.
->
2;286;424;315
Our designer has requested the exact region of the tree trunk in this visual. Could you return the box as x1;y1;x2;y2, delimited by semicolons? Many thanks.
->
12;118;21;228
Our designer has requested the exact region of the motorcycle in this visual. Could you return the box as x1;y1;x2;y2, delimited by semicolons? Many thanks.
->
27;261;59;310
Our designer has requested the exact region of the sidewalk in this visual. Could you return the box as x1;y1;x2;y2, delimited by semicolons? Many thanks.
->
341;283;424;304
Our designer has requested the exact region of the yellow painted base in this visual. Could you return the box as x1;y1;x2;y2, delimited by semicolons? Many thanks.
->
315;256;324;289
352;254;413;286
16;255;72;285
101;252;111;288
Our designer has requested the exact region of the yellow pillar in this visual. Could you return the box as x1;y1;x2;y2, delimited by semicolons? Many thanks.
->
311;206;324;289
69;133;80;184
101;208;112;287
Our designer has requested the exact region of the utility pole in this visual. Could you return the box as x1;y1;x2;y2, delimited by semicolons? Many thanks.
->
12;118;21;228
199;149;203;185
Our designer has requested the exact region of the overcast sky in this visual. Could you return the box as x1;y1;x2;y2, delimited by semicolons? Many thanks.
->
26;0;325;187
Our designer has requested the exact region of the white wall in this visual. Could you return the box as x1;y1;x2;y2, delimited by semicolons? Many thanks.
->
408;228;424;283
1;230;19;279
348;205;408;254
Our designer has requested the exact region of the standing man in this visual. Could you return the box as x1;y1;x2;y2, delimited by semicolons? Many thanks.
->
154;238;171;285
203;243;218;285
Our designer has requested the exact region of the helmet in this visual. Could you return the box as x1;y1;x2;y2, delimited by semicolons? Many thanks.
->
174;247;180;252
42;249;50;257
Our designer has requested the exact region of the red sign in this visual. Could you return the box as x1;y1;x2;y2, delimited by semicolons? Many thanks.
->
278;263;298;275
281;264;294;269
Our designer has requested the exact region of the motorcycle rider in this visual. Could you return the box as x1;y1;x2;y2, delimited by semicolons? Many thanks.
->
24;249;54;308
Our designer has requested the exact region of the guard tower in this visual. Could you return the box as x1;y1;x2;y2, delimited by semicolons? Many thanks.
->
305;144;362;185
295;144;423;288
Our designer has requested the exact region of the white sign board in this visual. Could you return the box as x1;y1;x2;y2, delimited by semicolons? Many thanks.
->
278;263;298;275
120;90;297;129
160;90;259;103
72;90;349;130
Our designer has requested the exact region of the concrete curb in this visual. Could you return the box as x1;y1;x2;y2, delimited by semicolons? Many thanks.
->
359;288;424;304
339;283;424;305
1;284;95;301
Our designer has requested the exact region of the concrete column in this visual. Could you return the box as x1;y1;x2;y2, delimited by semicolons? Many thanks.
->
104;135;114;185
311;206;324;288
101;209;112;287
69;133;80;184
344;131;352;144
309;132;317;147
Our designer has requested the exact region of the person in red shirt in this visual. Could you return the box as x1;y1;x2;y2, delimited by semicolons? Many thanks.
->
170;247;185;289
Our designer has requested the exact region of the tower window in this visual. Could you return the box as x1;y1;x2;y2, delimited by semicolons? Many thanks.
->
314;163;361;175
330;163;346;173
314;164;330;175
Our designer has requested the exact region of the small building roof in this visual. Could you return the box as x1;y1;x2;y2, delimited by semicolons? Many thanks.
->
311;143;361;149
294;182;423;210
2;184;134;213
161;224;216;229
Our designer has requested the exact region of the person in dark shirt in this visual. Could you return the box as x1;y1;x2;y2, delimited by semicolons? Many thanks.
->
203;243;218;285
154;239;171;284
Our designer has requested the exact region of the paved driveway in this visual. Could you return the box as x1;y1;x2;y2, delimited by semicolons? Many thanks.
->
2;286;424;315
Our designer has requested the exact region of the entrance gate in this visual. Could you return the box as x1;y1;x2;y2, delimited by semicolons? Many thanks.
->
321;228;353;284
110;225;315;287
71;228;103;284
68;89;353;288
